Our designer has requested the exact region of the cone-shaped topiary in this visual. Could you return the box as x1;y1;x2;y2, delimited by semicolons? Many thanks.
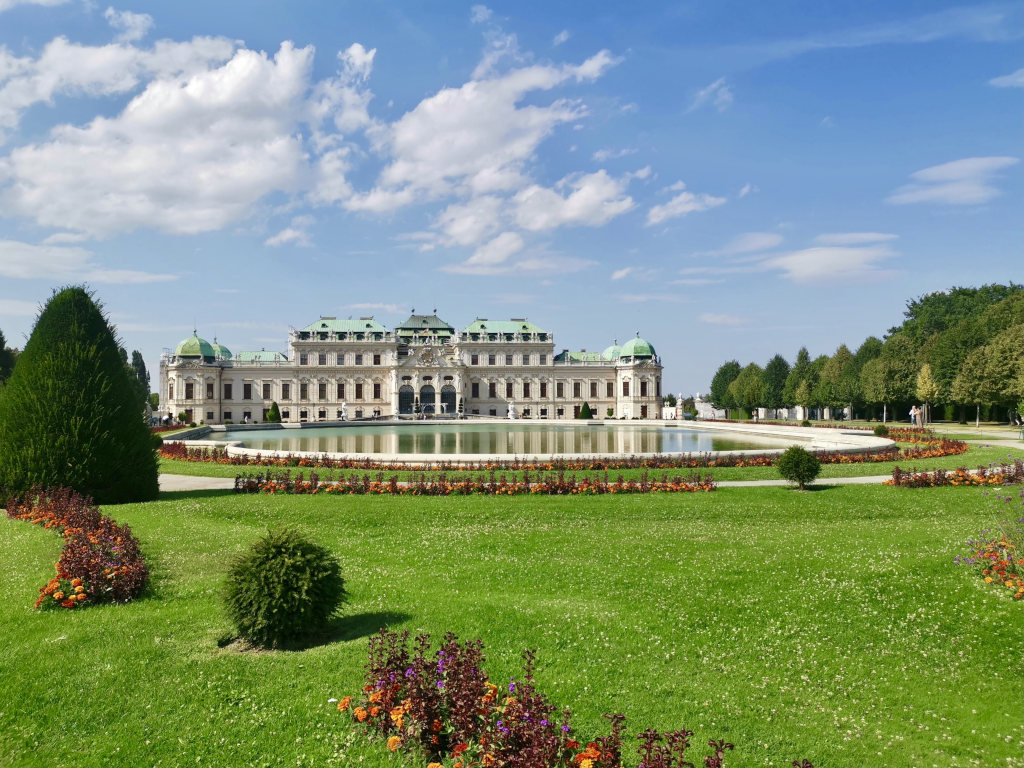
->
578;401;593;419
0;287;159;503
224;526;346;649
265;401;282;423
777;445;821;490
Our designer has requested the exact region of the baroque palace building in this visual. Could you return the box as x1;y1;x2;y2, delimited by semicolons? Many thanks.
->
159;311;663;424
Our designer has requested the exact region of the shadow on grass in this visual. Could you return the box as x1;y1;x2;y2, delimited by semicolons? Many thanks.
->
218;610;412;653
158;488;237;502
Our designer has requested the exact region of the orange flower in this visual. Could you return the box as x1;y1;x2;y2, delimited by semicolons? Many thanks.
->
368;690;383;704
75;593;86;601
71;578;83;587
369;706;380;717
354;707;368;722
337;696;352;712
53;591;65;600
386;735;401;751
431;718;443;733
428;764;443;768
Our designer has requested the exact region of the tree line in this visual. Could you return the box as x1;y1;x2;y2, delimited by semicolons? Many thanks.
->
708;284;1023;423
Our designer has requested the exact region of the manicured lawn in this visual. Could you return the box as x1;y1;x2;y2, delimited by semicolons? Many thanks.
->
2;485;1021;767
159;443;1024;483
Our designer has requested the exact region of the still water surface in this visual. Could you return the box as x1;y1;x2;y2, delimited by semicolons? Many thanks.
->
211;423;794;455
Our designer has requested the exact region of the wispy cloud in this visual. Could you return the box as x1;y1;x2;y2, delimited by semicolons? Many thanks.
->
611;267;633;280
886;156;1019;205
689;77;733;112
621;293;684;303
0;240;177;283
647;183;726;225
699;313;743;326
553;30;570;46
592;147;637;162
738;182;757;197
0;298;38;316
348;303;403;314
814;232;898;245
989;67;1024;87
761;243;897;283
698;232;783;257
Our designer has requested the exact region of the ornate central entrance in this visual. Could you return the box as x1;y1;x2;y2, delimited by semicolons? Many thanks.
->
398;385;415;415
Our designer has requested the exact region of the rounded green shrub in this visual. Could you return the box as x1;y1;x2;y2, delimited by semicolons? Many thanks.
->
800;419;812;427
777;445;821;490
0;287;158;503
873;424;890;437
224;527;346;648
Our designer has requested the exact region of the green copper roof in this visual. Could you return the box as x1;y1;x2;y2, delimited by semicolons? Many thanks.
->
300;317;386;333
601;343;620;361
210;340;232;359
620;336;656;359
235;350;287;363
554;350;605;363
396;313;453;335
463;318;548;335
175;333;215;358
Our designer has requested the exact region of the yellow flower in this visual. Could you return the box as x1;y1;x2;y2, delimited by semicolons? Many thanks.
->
386;736;401;751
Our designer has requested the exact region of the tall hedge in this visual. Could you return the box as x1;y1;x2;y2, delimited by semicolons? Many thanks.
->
0;287;159;503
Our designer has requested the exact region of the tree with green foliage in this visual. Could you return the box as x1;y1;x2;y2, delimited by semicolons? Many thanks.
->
0;287;159;503
129;351;150;410
915;364;941;425
777;445;821;490
148;392;159;410
662;393;677;407
890;284;1020;343
709;360;741;412
951;348;992;426
782;347;812;406
266;401;282;423
727;363;764;416
577;401;593;419
0;328;16;384
762;354;790;411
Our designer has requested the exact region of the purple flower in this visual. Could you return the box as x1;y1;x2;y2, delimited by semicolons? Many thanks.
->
437;680;445;689
562;725;570;733
404;667;415;678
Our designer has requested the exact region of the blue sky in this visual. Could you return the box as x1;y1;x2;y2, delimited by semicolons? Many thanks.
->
0;0;1020;395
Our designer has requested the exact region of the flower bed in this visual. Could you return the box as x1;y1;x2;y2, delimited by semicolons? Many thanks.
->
954;465;1024;599
886;459;1024;488
335;629;811;768
163;434;967;472
5;486;148;610
234;470;717;496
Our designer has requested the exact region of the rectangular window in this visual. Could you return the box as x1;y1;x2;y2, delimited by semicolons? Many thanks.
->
656;379;661;398
299;353;308;365
373;354;381;366
472;382;480;398
373;383;381;399
168;381;174;399
206;411;214;421
243;383;252;400
556;382;564;398
573;382;581;398
640;380;648;397
282;410;290;419
606;381;614;398
355;383;364;400
206;382;213;399
471;354;479;365
523;382;531;398
539;354;547;366
355;354;363;366
506;382;513;398
540;382;547;398
488;382;496;398
505;354;513;366
185;382;194;399
337;382;345;399
622;381;630;397
522;354;530;366
590;381;598;398
262;382;271;400
318;382;327;400
487;354;496;365
223;383;232;400
224;411;232;421
300;382;309;400
337;353;346;366
318;353;327;366
282;383;291;400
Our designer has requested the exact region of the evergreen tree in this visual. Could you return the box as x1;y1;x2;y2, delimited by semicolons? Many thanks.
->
782;347;811;406
577;401;593;419
130;351;150;408
0;287;159;503
266;401;282;423
0;328;16;384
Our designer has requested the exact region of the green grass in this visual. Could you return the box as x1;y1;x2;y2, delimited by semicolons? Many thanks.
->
159;443;1024;483
2;484;1022;767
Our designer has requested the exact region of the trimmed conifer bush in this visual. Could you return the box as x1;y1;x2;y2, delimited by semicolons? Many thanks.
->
224;527;346;649
777;445;821;490
0;287;159;503
578;401;593;419
265;401;282;423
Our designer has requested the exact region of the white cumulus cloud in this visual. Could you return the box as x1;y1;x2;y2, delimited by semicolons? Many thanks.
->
646;183;725;225
104;7;154;43
689;77;733;112
514;170;634;231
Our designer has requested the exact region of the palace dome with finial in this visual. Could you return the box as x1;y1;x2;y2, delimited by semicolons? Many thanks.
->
174;331;216;360
619;335;656;360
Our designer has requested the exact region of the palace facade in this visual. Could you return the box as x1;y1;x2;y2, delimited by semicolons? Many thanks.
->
159;312;663;423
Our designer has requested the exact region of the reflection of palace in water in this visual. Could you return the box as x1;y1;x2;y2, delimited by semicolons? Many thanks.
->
160;311;663;425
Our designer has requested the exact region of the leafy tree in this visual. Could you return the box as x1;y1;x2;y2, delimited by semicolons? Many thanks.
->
782;347;812;406
915;364;941;425
890;284;1020;342
816;345;854;413
777;446;821;490
951;347;992;425
148;392;160;410
0;287;159;503
266;401;282;423
709;360;741;410
662;393;677;407
130;351;150;408
794;379;811;411
762;354;790;410
577;401;593;419
727;363;764;415
0;328;16;384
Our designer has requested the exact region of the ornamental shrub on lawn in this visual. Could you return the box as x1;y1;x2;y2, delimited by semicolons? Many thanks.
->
873;424;890;437
224;526;346;648
0;287;158;504
777;445;821;490
578;401;593;419
265;401;282;423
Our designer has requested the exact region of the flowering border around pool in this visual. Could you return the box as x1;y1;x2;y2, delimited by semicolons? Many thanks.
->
885;459;1024;488
333;629;813;768
233;470;717;496
164;433;967;472
5;486;148;610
